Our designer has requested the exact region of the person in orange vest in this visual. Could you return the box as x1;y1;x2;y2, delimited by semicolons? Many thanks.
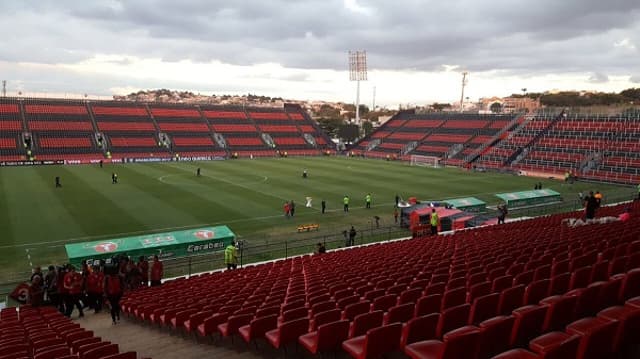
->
150;255;163;287
104;272;123;325
63;265;84;318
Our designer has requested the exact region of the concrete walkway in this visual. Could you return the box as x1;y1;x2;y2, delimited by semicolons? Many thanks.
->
77;311;294;359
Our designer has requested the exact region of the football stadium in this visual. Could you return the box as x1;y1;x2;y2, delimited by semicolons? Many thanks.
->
2;2;640;359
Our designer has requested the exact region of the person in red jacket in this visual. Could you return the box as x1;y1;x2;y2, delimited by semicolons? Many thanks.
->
63;265;84;318
137;256;149;287
104;272;123;325
86;266;104;313
57;266;68;314
150;255;163;287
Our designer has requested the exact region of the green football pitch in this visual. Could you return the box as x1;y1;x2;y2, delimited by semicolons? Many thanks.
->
0;157;632;282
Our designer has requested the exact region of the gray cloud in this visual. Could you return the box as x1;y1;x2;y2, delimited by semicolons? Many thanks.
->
0;0;639;79
588;72;609;83
630;75;640;83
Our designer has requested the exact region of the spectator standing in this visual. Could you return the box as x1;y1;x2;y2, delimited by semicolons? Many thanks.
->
394;207;399;224
584;191;599;219
30;266;43;283
225;241;238;270
127;259;141;290
321;200;326;214
430;209;439;235
63;265;84;318
497;204;508;224
290;200;296;217
594;191;603;207
57;266;68;314
137;256;149;287
104;272;123;325
86;266;104;313
284;202;290;218
349;226;357;246
395;194;400;207
29;267;44;307
150;255;163;286
44;265;58;307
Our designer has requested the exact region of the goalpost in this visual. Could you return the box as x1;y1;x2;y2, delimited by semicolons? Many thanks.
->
410;154;442;168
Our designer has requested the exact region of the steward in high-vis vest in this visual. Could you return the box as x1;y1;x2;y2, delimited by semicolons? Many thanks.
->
225;241;238;270
365;193;372;209
343;196;350;212
430;209;439;235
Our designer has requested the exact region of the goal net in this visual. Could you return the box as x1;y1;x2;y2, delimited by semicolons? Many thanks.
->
410;155;441;168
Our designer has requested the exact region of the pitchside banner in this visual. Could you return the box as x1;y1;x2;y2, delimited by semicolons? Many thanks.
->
495;189;561;208
65;225;235;266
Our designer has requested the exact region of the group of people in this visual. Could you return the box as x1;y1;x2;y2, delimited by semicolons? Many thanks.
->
342;226;358;246
283;200;296;218
280;193;374;216
28;255;164;325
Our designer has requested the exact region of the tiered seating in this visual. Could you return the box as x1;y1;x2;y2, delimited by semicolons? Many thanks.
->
91;103;168;158
353;112;516;161
477;115;553;169
252;110;319;155
23;100;102;161
121;201;640;359
410;115;515;159
149;105;224;158
512;114;640;183
203;107;271;157
0;306;146;359
0;100;25;161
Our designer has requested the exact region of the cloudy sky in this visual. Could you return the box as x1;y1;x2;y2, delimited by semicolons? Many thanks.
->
1;0;639;107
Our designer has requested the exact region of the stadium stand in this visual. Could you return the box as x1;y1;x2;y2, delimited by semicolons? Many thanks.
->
120;201;640;358
0;305;148;359
354;108;639;184
518;114;640;184
91;102;170;160
0;98;27;162
351;111;519;164
0;98;332;163
21;99;103;161
148;104;225;158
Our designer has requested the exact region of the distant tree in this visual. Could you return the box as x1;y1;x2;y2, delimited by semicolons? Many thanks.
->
620;88;640;101
362;121;373;136
358;104;370;115
317;104;340;118
343;104;356;112
490;102;503;113
431;103;451;111
317;117;344;138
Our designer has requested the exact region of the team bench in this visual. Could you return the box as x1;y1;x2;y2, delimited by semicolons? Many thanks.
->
297;224;319;232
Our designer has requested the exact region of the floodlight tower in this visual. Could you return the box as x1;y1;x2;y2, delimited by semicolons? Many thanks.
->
2;81;5;97
460;71;468;112
349;51;368;123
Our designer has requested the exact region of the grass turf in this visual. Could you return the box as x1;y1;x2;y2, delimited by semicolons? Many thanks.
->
0;157;631;281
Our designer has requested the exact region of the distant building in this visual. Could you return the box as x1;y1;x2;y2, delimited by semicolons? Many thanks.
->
479;96;541;113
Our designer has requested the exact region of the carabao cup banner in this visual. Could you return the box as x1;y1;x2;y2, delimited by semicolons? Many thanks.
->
65;225;235;266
